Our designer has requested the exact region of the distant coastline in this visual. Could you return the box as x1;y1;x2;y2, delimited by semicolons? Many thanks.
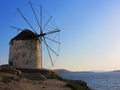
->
55;69;94;74
55;69;120;74
111;70;120;72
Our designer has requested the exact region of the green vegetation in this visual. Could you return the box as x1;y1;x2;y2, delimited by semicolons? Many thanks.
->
51;73;90;90
65;80;89;90
66;81;84;90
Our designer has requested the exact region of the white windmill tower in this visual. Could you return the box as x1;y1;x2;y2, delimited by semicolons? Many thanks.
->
9;2;60;69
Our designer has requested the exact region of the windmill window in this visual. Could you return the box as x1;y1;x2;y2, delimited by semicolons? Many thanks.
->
9;61;13;66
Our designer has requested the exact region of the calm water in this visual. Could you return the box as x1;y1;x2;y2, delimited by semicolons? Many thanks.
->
60;72;120;90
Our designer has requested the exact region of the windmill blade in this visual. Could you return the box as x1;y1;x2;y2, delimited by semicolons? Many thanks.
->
42;37;59;56
43;16;52;31
29;1;41;31
10;26;24;31
38;29;60;37
40;5;43;34
44;29;60;36
17;8;37;33
45;37;60;44
43;37;54;66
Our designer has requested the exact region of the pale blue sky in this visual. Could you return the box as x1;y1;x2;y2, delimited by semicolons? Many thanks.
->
1;0;120;71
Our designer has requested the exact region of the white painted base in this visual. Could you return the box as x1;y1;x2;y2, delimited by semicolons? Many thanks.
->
9;39;42;69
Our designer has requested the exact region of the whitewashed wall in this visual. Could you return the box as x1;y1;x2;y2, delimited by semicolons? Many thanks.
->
9;39;42;69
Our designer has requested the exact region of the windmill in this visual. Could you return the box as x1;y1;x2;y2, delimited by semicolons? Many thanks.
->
9;2;60;69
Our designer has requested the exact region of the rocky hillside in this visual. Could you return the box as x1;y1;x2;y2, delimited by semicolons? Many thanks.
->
0;65;91;90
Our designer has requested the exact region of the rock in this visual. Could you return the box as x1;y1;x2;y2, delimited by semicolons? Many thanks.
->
0;65;21;75
21;73;46;80
0;86;13;90
1;74;20;83
65;79;91;90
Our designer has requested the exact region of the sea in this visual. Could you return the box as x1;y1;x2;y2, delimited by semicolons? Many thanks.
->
60;72;120;90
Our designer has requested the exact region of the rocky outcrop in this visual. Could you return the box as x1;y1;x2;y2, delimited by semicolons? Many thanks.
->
0;65;91;90
65;79;91;90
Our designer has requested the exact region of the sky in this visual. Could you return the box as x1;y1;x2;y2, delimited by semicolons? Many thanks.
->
1;0;120;71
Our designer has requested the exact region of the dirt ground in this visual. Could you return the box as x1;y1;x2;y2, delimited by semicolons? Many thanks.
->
0;68;71;90
0;78;71;90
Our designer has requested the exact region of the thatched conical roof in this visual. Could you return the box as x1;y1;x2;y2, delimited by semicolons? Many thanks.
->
10;29;39;44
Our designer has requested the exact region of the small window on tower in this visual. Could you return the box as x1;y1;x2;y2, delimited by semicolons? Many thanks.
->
9;61;13;66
